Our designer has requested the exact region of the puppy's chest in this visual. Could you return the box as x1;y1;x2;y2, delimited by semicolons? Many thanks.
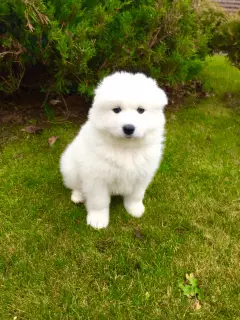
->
104;148;151;179
94;146;158;195
107;160;141;195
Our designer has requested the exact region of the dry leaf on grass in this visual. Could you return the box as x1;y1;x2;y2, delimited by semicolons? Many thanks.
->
49;99;62;106
48;136;59;146
134;229;145;240
192;299;201;310
21;125;43;134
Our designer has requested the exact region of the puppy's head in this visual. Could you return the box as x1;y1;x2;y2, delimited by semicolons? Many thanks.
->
89;72;168;140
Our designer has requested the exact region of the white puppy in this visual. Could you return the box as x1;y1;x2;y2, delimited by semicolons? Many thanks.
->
60;72;167;229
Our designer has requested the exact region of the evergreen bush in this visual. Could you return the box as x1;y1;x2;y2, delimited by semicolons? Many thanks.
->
0;0;211;96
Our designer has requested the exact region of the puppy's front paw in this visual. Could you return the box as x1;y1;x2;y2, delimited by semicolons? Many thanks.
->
124;200;145;218
87;209;109;229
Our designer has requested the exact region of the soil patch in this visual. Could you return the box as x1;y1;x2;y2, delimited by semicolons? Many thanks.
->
0;91;90;126
0;80;207;131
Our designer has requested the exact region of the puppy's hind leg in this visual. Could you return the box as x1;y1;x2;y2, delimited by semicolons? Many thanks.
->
71;189;84;204
60;160;83;203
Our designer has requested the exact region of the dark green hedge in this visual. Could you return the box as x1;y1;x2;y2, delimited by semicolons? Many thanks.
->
1;0;212;96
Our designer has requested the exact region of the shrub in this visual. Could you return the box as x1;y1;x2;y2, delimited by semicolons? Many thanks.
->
212;15;240;68
196;1;228;52
197;1;240;69
0;0;211;96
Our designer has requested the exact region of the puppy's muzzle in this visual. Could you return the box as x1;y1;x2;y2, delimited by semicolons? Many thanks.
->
123;124;135;136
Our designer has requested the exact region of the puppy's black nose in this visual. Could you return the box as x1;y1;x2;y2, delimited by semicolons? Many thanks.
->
123;124;135;136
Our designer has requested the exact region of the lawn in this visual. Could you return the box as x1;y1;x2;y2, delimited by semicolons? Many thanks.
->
0;56;240;319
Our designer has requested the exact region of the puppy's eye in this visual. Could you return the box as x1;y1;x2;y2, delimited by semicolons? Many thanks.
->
113;107;121;114
137;107;145;114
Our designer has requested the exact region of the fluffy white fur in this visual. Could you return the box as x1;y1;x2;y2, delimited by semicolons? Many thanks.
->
60;72;168;229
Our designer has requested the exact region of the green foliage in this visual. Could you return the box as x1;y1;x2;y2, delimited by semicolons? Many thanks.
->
197;1;240;69
179;273;204;300
199;55;240;97
196;0;228;51
0;0;211;95
212;15;240;68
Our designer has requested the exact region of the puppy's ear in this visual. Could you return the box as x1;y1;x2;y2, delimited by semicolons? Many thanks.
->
138;73;168;110
156;87;168;109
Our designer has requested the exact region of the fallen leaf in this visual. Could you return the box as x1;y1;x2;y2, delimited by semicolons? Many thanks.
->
48;136;59;146
175;228;185;235
134;229;145;240
9;247;15;254
21;125;43;134
192;299;201;310
186;273;195;281
49;99;62;106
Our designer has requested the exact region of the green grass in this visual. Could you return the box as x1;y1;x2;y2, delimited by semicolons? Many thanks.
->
0;57;240;319
199;55;240;97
